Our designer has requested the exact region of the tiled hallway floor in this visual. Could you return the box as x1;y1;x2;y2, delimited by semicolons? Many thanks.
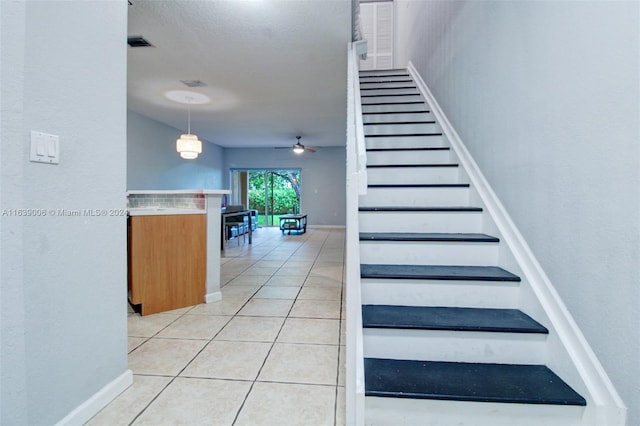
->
88;227;346;426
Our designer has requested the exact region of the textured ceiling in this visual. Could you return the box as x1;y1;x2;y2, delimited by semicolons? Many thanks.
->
127;0;352;149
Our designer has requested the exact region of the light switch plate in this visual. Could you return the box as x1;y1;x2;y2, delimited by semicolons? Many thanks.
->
30;131;59;164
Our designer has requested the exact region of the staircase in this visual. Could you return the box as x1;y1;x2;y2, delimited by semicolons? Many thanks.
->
356;68;588;425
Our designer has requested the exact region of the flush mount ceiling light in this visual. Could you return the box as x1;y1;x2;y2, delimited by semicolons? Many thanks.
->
164;90;210;105
176;98;202;160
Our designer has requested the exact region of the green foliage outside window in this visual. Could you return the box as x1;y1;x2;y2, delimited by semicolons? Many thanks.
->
248;170;300;215
248;188;299;214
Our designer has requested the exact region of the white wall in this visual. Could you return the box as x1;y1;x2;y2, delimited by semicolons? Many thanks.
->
395;1;639;424
224;147;346;226
1;1;128;424
127;110;224;190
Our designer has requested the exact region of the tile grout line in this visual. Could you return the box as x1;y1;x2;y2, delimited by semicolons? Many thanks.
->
231;228;342;425
127;307;238;425
122;228;345;426
231;230;320;426
128;230;283;425
230;230;314;425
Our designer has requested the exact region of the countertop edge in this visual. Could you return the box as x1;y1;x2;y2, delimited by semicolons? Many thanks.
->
128;208;206;216
127;189;231;195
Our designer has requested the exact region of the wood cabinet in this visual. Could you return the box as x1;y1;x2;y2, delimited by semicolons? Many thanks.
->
128;214;206;315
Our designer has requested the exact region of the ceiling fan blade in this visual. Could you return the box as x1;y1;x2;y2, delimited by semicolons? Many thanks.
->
305;147;317;153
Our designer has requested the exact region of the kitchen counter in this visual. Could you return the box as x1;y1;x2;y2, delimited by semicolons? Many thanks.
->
128;213;206;315
127;189;230;314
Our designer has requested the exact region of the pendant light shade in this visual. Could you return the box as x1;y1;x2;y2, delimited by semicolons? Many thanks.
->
176;100;202;159
176;133;202;159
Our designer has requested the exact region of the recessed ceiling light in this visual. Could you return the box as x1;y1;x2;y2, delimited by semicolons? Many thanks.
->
164;90;211;105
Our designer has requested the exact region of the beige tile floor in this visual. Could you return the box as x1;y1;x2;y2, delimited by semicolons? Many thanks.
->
87;227;346;426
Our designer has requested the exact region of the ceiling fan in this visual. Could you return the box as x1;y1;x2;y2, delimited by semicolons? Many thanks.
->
276;136;317;154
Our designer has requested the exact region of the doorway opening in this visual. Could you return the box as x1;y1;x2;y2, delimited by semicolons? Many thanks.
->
359;0;394;70
230;169;301;227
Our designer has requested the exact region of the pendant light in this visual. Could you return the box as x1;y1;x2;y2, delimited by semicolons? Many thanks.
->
176;99;202;159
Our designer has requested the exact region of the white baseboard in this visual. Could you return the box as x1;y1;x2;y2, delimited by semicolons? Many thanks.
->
308;225;346;229
205;291;222;303
56;369;133;426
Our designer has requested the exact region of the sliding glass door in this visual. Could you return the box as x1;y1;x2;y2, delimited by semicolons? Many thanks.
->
231;169;301;227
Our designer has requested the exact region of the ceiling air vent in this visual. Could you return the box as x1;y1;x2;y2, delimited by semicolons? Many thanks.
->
180;80;208;88
127;36;154;47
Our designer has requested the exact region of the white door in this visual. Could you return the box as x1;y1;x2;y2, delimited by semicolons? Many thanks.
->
359;1;394;70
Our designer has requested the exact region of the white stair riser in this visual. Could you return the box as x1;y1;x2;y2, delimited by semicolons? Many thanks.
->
366;149;451;165
363;328;547;364
360;70;409;77
358;211;483;233
361;279;519;309
360;81;415;89
366;135;446;149
361;88;420;96
363;112;434;124
360;187;469;207
364;122;440;135
359;241;499;266
362;103;429;113
365;396;585;426
362;95;423;104
367;167;460;184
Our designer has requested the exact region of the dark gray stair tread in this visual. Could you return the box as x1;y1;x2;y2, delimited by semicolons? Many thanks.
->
359;78;413;84
359;232;498;242
365;133;442;137
366;147;449;152
367;164;458;168
360;85;416;89
363;121;435;125
360;78;410;81
361;93;421;98
359;206;482;212
361;101;425;106
361;86;417;90
362;110;430;115
364;358;586;406
360;68;409;72
360;79;414;83
362;305;547;334
368;184;469;188
360;264;521;282
359;74;411;79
